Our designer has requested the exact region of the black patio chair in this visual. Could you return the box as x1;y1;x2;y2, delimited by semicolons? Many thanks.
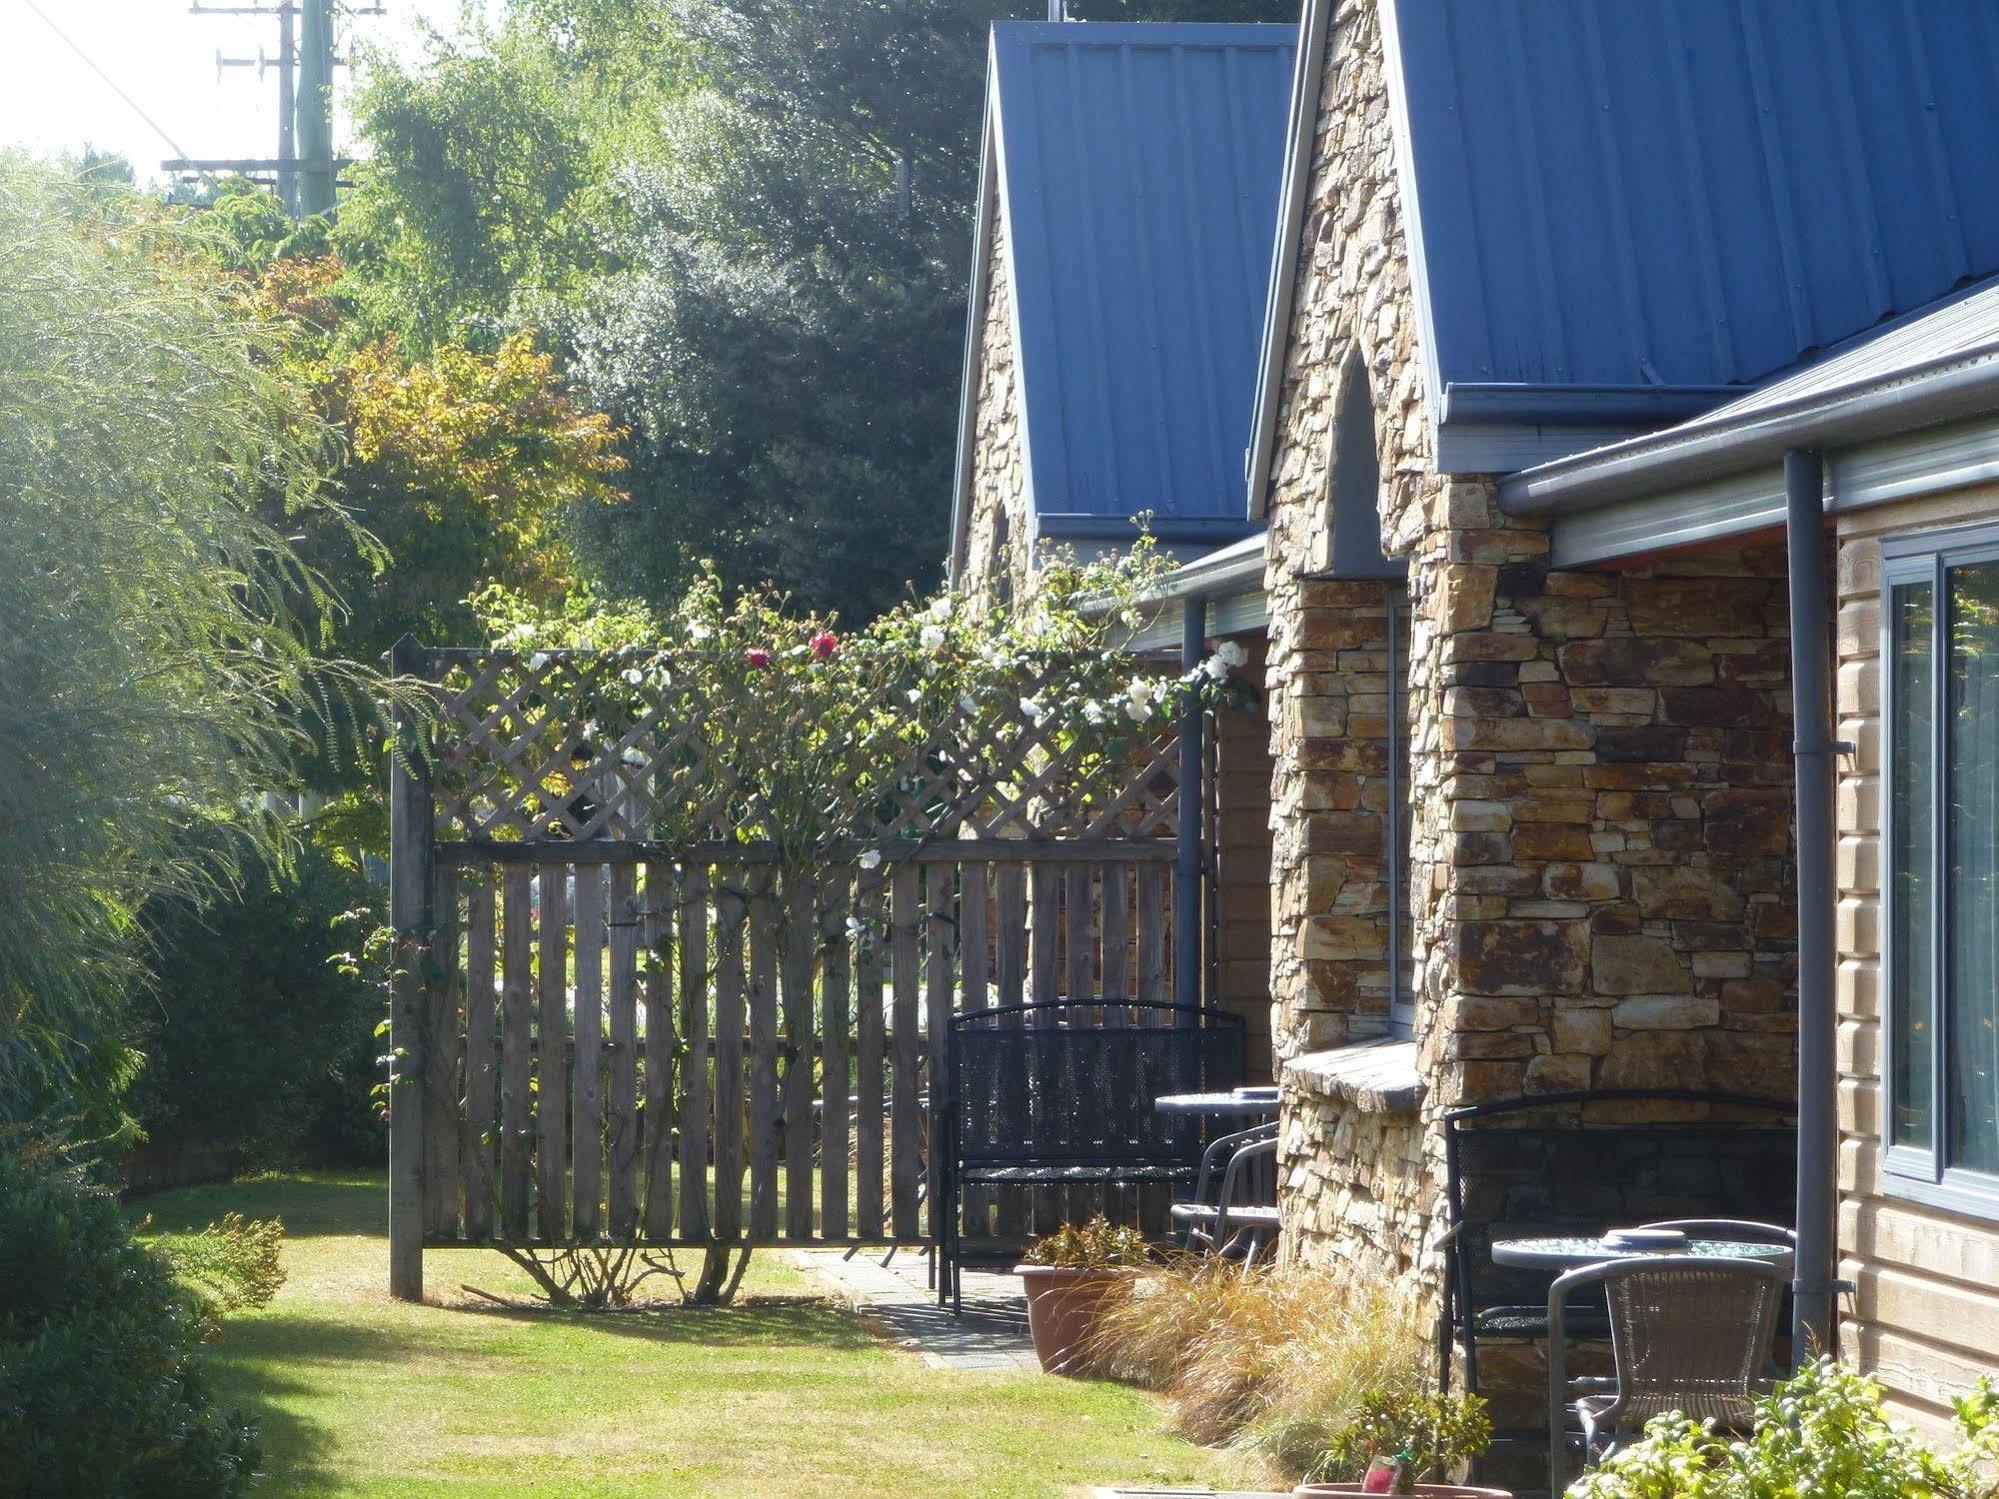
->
941;998;1244;1312
1169;1121;1279;1261
1437;1089;1795;1476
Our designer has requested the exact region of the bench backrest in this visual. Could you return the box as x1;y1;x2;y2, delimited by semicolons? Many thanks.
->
1443;1091;1796;1317
947;999;1245;1169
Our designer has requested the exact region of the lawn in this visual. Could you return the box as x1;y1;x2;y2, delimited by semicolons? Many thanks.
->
138;1173;1224;1498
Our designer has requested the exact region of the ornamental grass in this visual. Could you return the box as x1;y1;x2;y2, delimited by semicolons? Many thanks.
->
1089;1256;1419;1476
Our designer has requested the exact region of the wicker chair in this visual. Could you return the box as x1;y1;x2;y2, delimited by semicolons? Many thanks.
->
1637;1218;1796;1246
1547;1255;1785;1490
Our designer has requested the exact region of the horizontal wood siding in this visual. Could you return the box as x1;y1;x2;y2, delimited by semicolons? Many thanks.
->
1837;485;1999;1428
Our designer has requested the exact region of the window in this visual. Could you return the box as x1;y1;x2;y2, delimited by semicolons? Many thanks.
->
1883;528;1999;1213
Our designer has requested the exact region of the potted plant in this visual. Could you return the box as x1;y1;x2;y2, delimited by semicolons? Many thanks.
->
1015;1215;1148;1375
1295;1387;1510;1498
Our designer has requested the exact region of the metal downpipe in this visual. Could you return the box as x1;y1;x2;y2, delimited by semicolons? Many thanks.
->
1785;448;1838;1362
1176;597;1208;1021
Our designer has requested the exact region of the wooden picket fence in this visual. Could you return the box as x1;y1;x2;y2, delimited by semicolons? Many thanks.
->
385;641;1192;1297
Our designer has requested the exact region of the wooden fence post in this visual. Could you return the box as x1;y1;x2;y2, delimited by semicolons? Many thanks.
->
388;634;432;1301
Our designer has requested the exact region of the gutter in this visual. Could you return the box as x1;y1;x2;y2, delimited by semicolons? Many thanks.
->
1501;341;1999;515
1244;0;1333;518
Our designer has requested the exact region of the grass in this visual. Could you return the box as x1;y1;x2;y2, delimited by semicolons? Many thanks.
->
137;1172;1224;1498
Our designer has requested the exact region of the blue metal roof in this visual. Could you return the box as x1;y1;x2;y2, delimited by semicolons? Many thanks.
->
987;22;1295;545
1383;0;1999;469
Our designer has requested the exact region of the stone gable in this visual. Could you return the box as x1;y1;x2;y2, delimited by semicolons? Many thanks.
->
1260;0;1799;1320
958;214;1031;610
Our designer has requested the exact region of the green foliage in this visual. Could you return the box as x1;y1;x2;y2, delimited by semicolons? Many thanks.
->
0;1146;258;1497
347;0;1291;623
125;845;383;1167
312;317;628;661
1313;1387;1492;1489
1568;1357;1999;1499
461;540;1205;869
1023;1215;1152;1268
0;156;378;1129
150;1213;288;1318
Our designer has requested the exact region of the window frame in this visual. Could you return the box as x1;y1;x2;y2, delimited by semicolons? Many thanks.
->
1880;521;1999;1219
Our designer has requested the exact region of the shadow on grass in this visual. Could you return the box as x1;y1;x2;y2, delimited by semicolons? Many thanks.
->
438;1292;882;1354
133;1171;384;1239
210;1313;418;1497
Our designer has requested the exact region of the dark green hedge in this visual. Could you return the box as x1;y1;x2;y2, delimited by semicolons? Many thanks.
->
127;843;383;1169
0;1147;257;1497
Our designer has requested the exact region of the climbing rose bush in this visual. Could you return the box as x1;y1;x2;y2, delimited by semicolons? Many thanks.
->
463;538;1253;862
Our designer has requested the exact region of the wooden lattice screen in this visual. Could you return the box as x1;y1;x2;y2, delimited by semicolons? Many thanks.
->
386;642;1188;1298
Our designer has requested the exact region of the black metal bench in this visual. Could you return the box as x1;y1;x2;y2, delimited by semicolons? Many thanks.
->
1438;1089;1795;1476
940;998;1244;1311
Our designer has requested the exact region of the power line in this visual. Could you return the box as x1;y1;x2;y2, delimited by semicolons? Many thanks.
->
15;0;191;161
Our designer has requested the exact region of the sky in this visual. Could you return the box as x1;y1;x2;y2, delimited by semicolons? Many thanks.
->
0;0;496;186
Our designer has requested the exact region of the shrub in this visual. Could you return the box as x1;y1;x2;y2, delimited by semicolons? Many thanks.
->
126;844;383;1168
1569;1356;1999;1499
1023;1215;1151;1269
151;1212;287;1317
1312;1387;1492;1489
0;1144;258;1497
1090;1257;1416;1470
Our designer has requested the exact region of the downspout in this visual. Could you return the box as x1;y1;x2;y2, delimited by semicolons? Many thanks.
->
1176;596;1208;1021
1785;448;1838;1363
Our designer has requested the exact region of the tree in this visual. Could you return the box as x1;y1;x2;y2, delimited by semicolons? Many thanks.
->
0;156;371;1128
344;0;1293;624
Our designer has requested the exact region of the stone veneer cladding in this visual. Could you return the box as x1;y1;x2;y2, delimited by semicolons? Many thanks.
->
959;214;1032;610
1261;0;1801;1327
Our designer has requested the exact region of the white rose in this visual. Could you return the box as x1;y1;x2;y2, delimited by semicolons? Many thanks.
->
845;915;867;940
623;667;644;685
858;849;882;870
1123;698;1149;723
1204;652;1230;680
621;746;646;768
920;623;946;651
1218;640;1248;667
528;652;549;671
958;693;978;715
1020;697;1046;723
1083;701;1107;726
1125;676;1152;704
687;620;712;641
1150;678;1173;704
929;596;953;621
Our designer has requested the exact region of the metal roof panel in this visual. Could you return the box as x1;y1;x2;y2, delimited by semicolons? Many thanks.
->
990;22;1295;532
1390;0;1999;413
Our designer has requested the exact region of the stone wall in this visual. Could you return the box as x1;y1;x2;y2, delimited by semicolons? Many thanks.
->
1259;0;1801;1325
1258;0;1454;1318
957;212;1032;610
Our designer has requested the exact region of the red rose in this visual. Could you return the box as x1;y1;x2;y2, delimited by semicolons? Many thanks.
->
809;629;838;660
745;646;771;668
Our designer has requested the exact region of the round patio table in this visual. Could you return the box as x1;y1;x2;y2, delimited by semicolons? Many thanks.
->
1491;1235;1794;1274
1151;1085;1279;1118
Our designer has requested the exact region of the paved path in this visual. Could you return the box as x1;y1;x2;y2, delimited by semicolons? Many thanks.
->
795;1247;1041;1373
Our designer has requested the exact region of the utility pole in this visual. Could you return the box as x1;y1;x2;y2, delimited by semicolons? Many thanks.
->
176;0;381;218
296;0;335;216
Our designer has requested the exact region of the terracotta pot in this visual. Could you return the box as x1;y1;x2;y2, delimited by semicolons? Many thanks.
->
1292;1486;1512;1498
1015;1263;1134;1375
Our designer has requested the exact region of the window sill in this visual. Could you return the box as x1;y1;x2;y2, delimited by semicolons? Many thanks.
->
1880;1161;1999;1223
1282;1038;1425;1116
